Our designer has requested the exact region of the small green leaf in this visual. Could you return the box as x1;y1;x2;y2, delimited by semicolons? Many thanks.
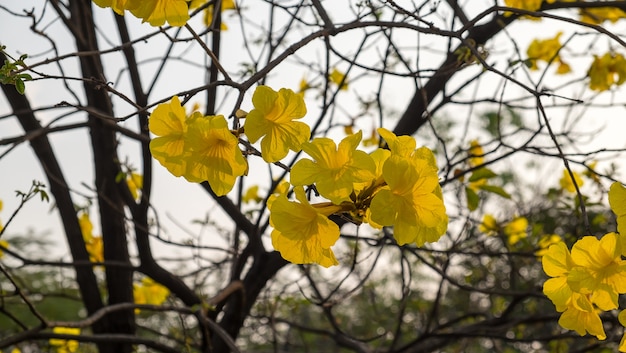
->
469;168;497;182
478;185;511;199
15;79;25;94
466;187;480;211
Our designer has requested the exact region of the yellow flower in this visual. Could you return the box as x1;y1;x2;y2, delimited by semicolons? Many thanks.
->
91;0;131;15
478;214;498;235
526;32;570;74
609;182;626;238
298;77;311;96
243;185;262;204
559;169;583;193
190;0;236;29
134;277;170;313
536;234;562;258
369;155;447;246
78;212;93;241
126;172;143;201
149;96;189;177
503;216;528;245
588;52;626;91
543;241;575;311
568;233;626;311
49;327;80;353
78;212;104;263
558;292;606;340
329;68;348;91
244;86;310;163
0;239;8;259
580;7;626;25
184;114;247;196
468;140;484;167
127;0;190;27
270;187;341;267
291;131;376;204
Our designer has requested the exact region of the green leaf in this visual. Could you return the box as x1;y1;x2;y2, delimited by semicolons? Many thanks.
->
465;187;480;211
468;168;497;182
478;184;511;199
15;79;25;94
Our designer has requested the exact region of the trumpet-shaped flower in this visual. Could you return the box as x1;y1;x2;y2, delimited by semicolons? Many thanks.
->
558;292;606;340
526;32;570;74
559;169;583;193
542;241;575;311
291;131;376;204
49;327;81;353
134;277;170;313
184;115;247;196
503;216;528;245
567;233;626;310
369;156;447;246
149;96;189;177
244;86;310;162
609;182;626;237
270;187;341;267
588;52;626;92
128;0;190;27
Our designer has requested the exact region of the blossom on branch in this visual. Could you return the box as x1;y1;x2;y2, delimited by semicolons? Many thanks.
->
270;187;341;267
244;85;310;163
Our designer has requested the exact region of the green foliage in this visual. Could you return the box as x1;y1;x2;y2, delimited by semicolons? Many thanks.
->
0;46;32;95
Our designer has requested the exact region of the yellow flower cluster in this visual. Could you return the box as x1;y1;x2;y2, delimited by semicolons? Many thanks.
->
92;0;190;27
526;32;571;74
587;52;626;92
134;277;170;313
149;96;247;196
580;7;626;24
148;86;448;267
271;128;448;266
479;214;529;246
49;327;80;353
542;182;626;348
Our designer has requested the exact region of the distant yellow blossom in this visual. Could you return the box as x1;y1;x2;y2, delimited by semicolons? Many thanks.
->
503;216;528;245
580;7;626;25
134;277;170;313
587;52;626;92
329;68;348;91
49;327;80;353
526;32;570;74
468;140;484;167
243;185;263;204
559;169;583;193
